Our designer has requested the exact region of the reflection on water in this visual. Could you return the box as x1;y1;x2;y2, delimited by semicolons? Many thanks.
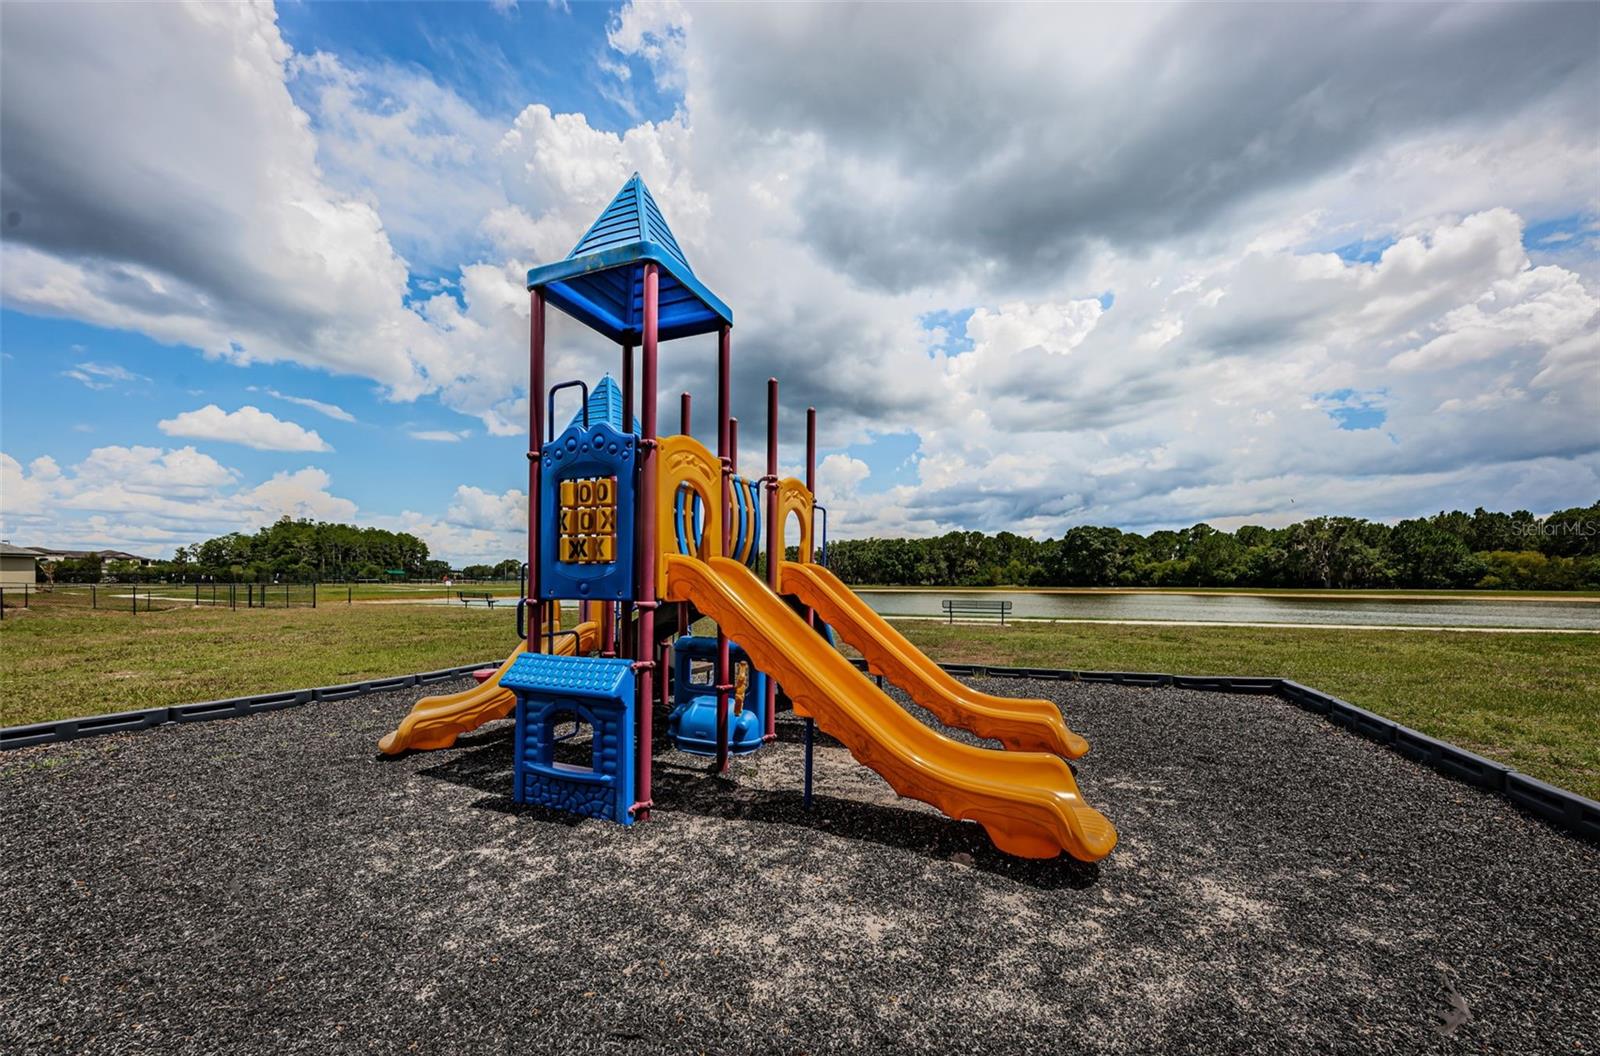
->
855;590;1600;629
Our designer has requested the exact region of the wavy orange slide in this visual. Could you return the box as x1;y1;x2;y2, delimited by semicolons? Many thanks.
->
377;621;600;754
667;554;1115;861
780;561;1089;759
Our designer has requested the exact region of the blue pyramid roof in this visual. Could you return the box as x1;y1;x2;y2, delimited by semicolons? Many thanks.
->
564;373;634;435
526;174;732;344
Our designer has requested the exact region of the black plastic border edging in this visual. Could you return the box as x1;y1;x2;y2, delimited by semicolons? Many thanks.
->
4;656;1596;845
0;661;500;751
845;658;1598;844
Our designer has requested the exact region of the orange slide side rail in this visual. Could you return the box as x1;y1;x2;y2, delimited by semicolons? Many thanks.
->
377;621;600;755
665;553;1115;861
780;561;1089;759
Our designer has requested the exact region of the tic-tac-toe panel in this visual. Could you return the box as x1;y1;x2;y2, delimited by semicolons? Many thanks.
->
558;476;618;564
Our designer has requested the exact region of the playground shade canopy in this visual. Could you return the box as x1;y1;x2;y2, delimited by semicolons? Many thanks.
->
526;174;732;344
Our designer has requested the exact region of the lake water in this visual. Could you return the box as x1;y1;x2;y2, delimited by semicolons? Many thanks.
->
854;590;1600;630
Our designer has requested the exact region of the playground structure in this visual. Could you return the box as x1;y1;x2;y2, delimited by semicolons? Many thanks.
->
379;175;1116;861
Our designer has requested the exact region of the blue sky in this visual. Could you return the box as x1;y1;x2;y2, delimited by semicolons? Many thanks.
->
2;2;1597;561
279;0;675;132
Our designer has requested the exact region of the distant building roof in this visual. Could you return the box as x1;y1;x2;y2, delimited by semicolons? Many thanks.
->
0;543;44;557
29;547;153;562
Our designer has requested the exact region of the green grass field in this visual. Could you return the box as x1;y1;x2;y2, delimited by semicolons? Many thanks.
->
0;602;517;729
892;622;1600;799
15;580;525;607
852;584;1600;600
2;596;1595;799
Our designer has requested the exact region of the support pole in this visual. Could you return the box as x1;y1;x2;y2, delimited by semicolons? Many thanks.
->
764;377;779;741
714;325;733;772
658;637;672;753
804;405;818;774
806;407;817;509
678;389;694;693
621;341;635;662
622;341;635;432
803;718;815;809
634;263;660;819
527;287;546;653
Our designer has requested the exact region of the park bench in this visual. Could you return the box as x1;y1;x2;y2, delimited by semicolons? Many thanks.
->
457;591;498;608
940;598;1012;625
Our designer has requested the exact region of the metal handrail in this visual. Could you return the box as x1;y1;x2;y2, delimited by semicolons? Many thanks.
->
546;379;590;441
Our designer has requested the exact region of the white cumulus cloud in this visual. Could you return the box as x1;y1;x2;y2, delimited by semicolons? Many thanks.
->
158;405;331;453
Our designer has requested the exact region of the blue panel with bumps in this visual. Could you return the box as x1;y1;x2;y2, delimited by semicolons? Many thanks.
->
502;653;634;699
507;654;636;825
539;417;636;601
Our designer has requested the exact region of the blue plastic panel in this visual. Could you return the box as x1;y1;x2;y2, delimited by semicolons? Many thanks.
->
502;653;634;699
540;420;636;601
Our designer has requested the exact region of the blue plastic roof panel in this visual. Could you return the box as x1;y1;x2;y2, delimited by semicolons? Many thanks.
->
501;653;634;700
563;373;634;435
527;174;731;344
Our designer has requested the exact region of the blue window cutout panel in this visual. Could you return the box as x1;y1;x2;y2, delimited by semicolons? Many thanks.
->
666;636;768;757
541;420;636;601
504;654;637;825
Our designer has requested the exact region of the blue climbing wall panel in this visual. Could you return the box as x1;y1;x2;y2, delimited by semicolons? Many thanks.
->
540;419;636;601
503;653;636;825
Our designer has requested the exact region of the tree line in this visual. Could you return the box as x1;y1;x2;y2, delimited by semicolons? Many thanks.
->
41;501;1600;590
47;518;450;584
823;503;1600;590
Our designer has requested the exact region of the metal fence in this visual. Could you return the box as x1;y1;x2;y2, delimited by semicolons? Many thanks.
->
1;581;320;616
0;579;537;618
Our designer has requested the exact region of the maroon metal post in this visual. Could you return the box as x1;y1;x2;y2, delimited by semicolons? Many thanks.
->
621;341;635;661
714;325;733;771
805;407;816;492
634;263;660;819
527;288;546;653
678;389;692;680
622;341;635;431
658;637;672;752
805;405;817;622
763;376;779;741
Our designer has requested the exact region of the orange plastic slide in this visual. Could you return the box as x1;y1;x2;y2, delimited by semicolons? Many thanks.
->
377;621;600;755
780;561;1089;759
666;554;1115;861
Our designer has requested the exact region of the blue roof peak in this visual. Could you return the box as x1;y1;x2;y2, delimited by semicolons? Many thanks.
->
566;173;691;272
527;174;731;344
564;373;634;435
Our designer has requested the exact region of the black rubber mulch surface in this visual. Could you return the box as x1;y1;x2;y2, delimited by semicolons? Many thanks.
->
2;676;1596;1055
